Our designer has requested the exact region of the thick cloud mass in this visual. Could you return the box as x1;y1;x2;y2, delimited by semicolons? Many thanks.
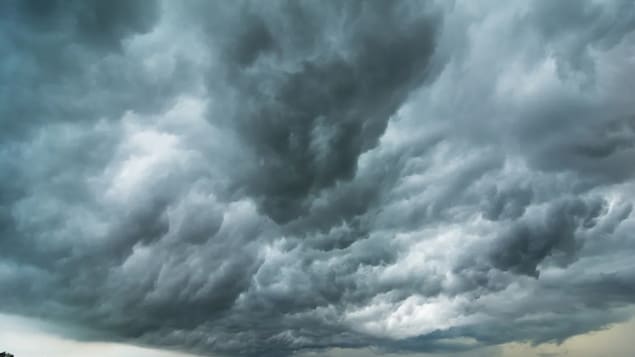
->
1;1;635;356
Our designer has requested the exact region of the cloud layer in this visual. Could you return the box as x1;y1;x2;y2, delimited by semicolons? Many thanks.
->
1;1;635;356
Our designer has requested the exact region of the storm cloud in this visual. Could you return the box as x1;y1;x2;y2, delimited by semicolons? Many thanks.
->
1;1;635;356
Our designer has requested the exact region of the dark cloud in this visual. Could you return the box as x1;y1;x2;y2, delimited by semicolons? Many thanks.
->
482;184;533;221
490;197;607;277
1;1;635;357
0;0;194;143
526;0;635;77
214;1;441;222
15;0;158;50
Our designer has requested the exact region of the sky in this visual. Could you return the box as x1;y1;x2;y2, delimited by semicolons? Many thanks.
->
3;312;635;357
0;0;634;357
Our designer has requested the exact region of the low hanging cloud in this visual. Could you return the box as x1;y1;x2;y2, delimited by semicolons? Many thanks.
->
1;1;635;356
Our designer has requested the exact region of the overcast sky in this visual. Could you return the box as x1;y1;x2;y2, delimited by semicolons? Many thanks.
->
1;1;635;357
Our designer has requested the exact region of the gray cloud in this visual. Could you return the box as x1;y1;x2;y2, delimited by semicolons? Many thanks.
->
489;196;607;277
1;1;635;357
212;1;442;223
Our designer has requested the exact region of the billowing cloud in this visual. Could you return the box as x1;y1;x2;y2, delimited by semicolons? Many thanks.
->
1;1;635;357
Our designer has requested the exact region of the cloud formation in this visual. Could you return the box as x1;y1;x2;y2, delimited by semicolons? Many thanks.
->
1;1;635;356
